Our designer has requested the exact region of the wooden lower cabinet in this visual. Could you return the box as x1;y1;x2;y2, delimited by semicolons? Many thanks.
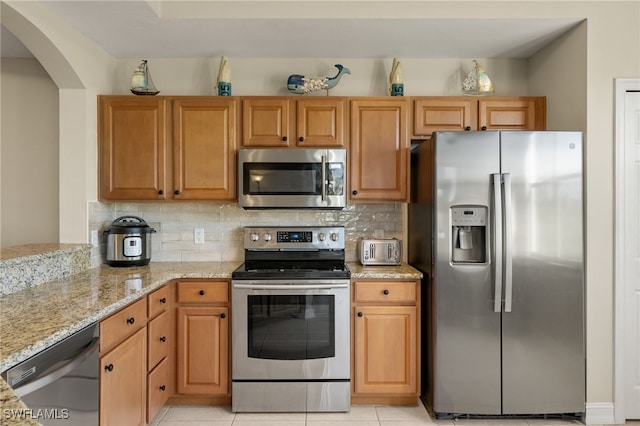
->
100;327;147;426
176;306;229;395
147;358;170;422
352;280;420;404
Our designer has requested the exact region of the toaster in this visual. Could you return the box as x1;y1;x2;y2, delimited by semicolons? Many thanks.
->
358;238;402;266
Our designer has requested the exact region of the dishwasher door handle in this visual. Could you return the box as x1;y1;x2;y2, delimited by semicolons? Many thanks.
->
14;337;100;397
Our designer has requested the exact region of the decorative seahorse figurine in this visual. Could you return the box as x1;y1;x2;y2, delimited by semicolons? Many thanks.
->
287;64;351;94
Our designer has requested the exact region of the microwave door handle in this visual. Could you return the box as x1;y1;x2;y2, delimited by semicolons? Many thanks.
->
321;155;327;201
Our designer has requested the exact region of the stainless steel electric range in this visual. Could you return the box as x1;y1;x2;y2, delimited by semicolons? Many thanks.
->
231;226;351;413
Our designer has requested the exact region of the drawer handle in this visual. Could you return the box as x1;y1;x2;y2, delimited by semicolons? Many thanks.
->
160;297;167;304
199;290;205;296
357;312;363;317
159;385;166;392
105;364;114;372
160;336;167;342
127;317;135;325
383;289;390;295
220;313;227;319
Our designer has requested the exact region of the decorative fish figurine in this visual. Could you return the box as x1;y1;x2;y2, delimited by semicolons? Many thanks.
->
462;60;494;95
287;64;351;94
131;59;160;96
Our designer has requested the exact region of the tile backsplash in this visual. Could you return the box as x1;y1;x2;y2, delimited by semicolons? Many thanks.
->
89;202;406;268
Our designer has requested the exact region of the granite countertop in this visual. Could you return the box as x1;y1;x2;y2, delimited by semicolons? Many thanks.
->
0;258;421;424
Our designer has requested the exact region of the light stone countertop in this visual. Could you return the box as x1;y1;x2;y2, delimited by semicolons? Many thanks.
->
0;259;421;424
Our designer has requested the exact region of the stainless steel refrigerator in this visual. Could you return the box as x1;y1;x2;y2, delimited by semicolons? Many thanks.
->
409;131;585;418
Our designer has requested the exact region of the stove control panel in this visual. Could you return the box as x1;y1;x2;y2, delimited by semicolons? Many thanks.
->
244;226;345;250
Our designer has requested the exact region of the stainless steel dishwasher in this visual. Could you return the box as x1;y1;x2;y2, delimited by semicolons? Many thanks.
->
2;322;99;425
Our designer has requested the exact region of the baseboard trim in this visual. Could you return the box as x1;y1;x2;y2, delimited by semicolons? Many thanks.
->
586;402;615;425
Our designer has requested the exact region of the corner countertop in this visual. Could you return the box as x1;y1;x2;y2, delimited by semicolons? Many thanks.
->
0;260;421;422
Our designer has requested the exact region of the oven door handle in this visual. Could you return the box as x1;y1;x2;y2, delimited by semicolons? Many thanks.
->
233;283;349;290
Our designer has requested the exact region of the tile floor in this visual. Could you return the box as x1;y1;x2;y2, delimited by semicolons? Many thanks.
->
150;402;640;426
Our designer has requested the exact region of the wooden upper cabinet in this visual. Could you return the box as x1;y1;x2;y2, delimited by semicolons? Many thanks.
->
99;96;237;201
242;97;345;147
412;96;546;138
478;97;546;131
349;98;410;202
413;97;477;135
172;98;237;200
296;98;345;147
99;97;167;200
242;98;292;147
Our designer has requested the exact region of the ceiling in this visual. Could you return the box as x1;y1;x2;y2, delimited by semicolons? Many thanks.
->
1;1;583;59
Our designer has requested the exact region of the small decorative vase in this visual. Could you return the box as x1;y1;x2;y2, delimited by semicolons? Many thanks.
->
389;58;404;96
216;56;232;96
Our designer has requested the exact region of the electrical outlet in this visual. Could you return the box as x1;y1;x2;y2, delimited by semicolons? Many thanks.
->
374;229;385;238
194;228;205;244
91;230;99;247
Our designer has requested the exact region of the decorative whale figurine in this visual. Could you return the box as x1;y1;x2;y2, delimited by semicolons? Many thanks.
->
287;64;351;94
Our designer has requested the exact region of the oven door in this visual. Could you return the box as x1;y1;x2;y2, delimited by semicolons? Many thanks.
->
231;279;350;380
238;148;346;209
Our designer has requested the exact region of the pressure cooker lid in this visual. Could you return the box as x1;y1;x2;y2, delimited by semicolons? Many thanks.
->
105;216;156;234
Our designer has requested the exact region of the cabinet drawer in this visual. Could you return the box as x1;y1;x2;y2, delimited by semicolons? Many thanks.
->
148;285;169;318
353;281;418;304
147;357;169;424
148;311;170;370
176;281;229;304
101;298;147;354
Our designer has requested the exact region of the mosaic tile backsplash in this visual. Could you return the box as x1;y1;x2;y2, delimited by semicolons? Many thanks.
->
89;201;406;268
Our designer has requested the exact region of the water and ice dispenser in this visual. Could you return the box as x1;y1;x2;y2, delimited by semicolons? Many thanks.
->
451;206;487;263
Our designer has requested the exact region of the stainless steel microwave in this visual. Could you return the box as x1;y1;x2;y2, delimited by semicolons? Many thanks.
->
238;148;346;209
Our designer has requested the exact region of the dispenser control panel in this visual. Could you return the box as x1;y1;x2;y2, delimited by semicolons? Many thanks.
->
451;207;487;226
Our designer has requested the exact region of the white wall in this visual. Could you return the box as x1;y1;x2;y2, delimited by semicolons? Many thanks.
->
0;58;59;247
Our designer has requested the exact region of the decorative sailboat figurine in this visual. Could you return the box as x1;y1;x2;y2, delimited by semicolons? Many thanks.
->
462;60;494;95
131;60;160;96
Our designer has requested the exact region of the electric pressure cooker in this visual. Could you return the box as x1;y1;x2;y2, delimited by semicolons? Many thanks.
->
104;216;156;266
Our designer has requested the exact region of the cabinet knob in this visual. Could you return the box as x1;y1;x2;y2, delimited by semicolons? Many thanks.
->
126;317;135;325
383;289;390;295
299;137;304;142
105;364;114;372
174;190;180;195
160;336;167;342
199;290;205;296
352;190;358;196
481;126;488;131
159;385;166;392
465;126;471;131
160;297;166;304
158;190;164;195
221;313;227;319
357;312;363;317
282;136;288;142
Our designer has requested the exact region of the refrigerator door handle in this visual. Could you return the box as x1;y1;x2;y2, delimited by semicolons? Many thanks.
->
492;173;503;313
503;173;513;312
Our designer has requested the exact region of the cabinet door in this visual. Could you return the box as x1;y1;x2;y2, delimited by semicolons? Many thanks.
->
147;357;169;424
296;98;345;147
99;97;167;200
350;99;410;202
173;98;237;200
100;328;147;426
148;311;170;370
353;305;417;396
177;306;229;395
478;97;546;130
242;98;292;146
412;97;477;137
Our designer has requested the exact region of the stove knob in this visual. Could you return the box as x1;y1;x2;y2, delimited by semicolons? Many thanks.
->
250;233;260;242
264;233;272;242
330;232;339;241
318;232;326;241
